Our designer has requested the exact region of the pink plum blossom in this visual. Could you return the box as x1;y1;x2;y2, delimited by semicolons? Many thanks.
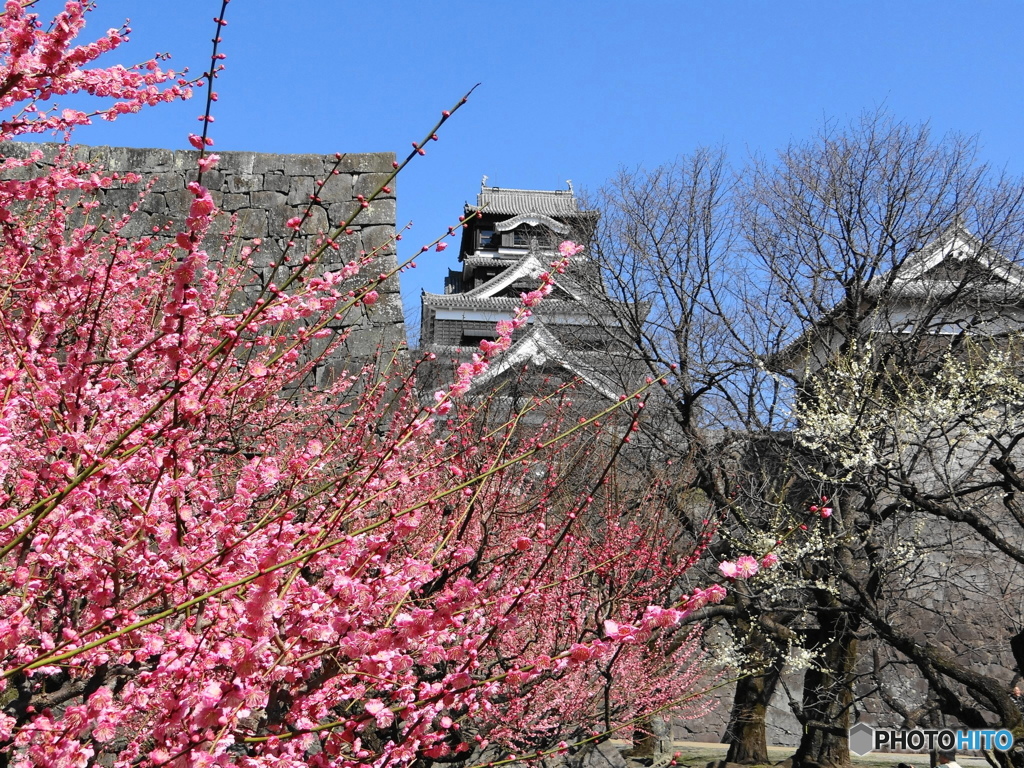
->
704;584;728;603
559;240;584;257
719;555;760;579
196;153;220;172
734;555;760;578
0;9;723;761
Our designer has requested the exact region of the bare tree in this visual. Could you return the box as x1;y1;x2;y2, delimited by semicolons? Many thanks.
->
578;112;1024;768
747;112;1024;768
582;149;807;765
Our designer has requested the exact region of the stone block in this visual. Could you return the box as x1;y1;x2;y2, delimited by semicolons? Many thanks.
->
356;198;395;227
339;329;388;362
268;204;301;236
318;232;361;266
316;358;358;390
303;205;330;235
140;191;165;215
306;328;347;363
119;212;154;239
163;188;193;215
221;193;249;211
317;172;353;204
354;173;393;201
149;149;175;171
327;201;357;227
287;176;314;206
225;174;261;194
70;144;91;163
569;742;626;768
375;271;402;294
172;149;202;171
1;142;36;161
251;154;284;174
360;225;398;263
335;152;395;174
251;190;287;208
234;207;268;240
126;147;171;172
204;212;232;240
90;145;128;169
261;173;290;193
370;301;405;325
259;235;287;256
199;169;224;189
284;154;325;177
2;163;34;180
278;206;329;239
101;188;144;212
4;142;42;162
150;172;183;192
221;151;256;175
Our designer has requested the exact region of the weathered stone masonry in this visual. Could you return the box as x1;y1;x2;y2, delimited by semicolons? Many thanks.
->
1;142;407;383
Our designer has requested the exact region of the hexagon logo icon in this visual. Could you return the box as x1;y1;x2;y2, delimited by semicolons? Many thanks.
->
849;723;875;756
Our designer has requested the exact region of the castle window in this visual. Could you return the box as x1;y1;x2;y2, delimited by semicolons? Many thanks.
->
574;336;606;351
507;226;550;248
460;332;496;348
478;228;497;249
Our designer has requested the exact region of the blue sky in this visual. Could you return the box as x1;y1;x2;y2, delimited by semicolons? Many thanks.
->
47;1;1024;325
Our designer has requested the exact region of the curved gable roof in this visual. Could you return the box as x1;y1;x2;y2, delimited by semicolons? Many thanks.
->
468;323;621;401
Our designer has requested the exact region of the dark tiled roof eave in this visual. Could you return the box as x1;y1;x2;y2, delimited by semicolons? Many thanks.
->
421;294;581;312
467;186;597;218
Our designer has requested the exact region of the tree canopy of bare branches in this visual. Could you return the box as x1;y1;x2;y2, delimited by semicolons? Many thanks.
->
581;111;1024;768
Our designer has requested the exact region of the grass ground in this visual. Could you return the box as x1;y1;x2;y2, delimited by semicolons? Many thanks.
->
659;742;991;768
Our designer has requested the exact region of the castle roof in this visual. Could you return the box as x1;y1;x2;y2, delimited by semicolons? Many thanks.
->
467;185;597;219
466;323;622;402
421;293;579;313
864;224;1024;301
769;223;1024;375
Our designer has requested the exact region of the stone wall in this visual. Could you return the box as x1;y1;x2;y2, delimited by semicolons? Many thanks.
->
1;142;406;383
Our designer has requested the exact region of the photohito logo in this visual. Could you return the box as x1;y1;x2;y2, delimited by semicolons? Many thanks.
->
848;723;1014;756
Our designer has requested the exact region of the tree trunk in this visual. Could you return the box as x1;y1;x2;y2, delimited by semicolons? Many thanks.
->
629;715;657;760
791;611;859;768
725;626;784;765
628;715;671;760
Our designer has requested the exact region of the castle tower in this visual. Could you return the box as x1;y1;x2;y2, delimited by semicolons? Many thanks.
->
419;182;641;406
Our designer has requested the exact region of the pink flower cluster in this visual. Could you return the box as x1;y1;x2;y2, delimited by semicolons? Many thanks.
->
810;496;833;518
719;555;760;579
0;1;192;139
716;548;778;581
0;7;725;765
718;551;782;580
